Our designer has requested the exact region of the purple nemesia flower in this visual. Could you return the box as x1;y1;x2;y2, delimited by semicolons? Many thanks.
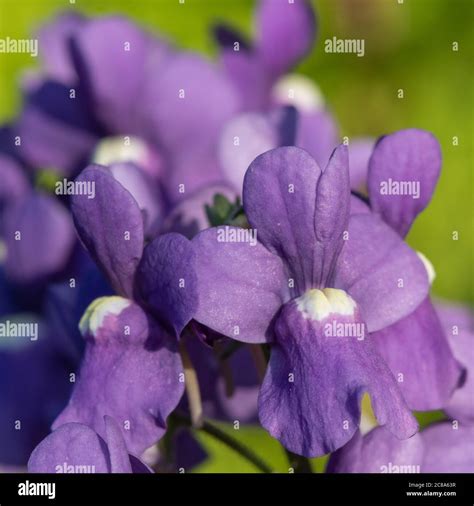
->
3;193;76;285
52;164;196;455
29;416;151;473
188;145;429;456
327;423;474;473
361;129;463;411
53;296;184;455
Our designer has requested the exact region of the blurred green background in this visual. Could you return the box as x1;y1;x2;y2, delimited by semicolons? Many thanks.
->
0;0;472;472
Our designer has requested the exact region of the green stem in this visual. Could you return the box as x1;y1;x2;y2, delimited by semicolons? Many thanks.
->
284;449;313;473
172;412;273;473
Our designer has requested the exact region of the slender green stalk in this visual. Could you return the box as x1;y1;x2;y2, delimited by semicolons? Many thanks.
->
179;341;203;428
172;412;273;473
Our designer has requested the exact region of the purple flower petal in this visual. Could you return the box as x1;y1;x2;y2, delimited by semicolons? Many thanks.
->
0;320;72;466
147;54;239;202
71;164;144;298
243;145;349;293
219;112;279;191
368;129;441;237
437;301;474;424
137;233;197;336
16;80;99;175
104;415;132;473
192;226;289;343
53;297;184;454
328;423;474;473
215;345;260;422
221;49;271;111
73;17;169;134
350;193;371;215
108;162;164;237
327;427;424;473
219;106;297;192
421;422;474;473
185;336;260;423
334;213;429;332
295;110;339;169
372;297;463;411
28;422;111;473
4;193;75;284
257;0;316;76
259;295;417;457
348;137;374;191
28;417;150;473
0;156;29;231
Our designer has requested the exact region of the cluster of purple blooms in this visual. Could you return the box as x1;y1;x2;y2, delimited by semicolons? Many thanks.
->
0;0;472;474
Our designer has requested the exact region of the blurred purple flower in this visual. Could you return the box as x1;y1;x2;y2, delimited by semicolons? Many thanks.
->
218;105;344;193
327;423;474;473
0;155;76;288
52;164;199;455
0;319;72;467
0;264;111;469
11;14;239;205
214;0;316;111
188;145;429;456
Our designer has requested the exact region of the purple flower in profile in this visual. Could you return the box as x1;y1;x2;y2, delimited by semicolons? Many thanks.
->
52;164;197;455
188;145;430;456
357;129;463;411
327;423;474;474
28;416;150;473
